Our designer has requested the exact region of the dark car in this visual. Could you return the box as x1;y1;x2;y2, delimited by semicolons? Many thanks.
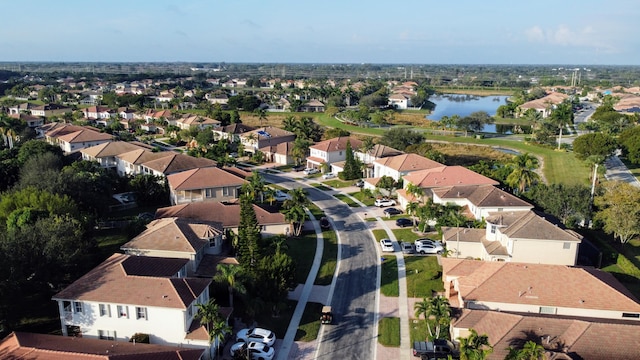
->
292;164;305;171
395;218;413;227
383;207;403;216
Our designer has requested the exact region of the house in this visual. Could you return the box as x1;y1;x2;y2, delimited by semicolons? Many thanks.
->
372;153;443;181
44;123;114;153
451;309;640;360
52;253;216;353
166;167;247;205
441;210;582;265
118;107;136;120
155;201;290;238
306;136;363;172
299;99;325;112
354;144;404;177
81;141;152;169
140;152;218;178
30;103;72;118
121;217;225;272
175;114;221;130
261;141;295;165
9;112;44;128
388;93;411;109
206;93;229;105
240;126;296;154
0;331;205;360
517;92;569;118
115;149;177;177
212;123;255;143
83;106;115;120
441;258;640;321
8;102;35;115
431;184;533;220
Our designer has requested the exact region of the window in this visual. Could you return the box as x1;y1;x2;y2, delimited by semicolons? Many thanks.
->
98;330;116;340
117;305;128;318
222;187;231;197
136;307;147;320
205;188;215;198
563;242;571;249
622;313;640;318
539;306;557;315
490;225;496;234
73;301;83;313
99;304;111;317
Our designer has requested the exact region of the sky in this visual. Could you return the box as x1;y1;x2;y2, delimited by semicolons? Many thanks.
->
1;0;639;65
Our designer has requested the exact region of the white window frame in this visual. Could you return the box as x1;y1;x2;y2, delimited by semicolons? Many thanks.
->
117;305;129;319
98;330;116;340
136;307;148;320
73;301;83;313
563;242;571;249
99;304;111;317
205;188;215;198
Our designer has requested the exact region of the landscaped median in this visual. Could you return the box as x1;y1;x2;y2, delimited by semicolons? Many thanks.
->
295;302;324;341
378;317;401;347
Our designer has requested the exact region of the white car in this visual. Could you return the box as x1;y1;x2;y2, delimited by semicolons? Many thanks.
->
236;327;276;347
322;172;336;179
414;239;444;254
273;190;291;202
374;198;396;207
303;168;319;175
380;238;395;252
230;341;275;360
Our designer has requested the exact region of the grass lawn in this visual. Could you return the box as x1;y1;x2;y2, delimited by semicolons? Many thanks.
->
253;299;296;339
311;183;332;191
287;232;317;284
295;302;323;341
323;179;352;188
315;230;338;285
378;317;401;347
405;256;444;299
334;193;359;207
381;257;399;297
372;229;387;241
306;203;325;220
348;192;376;206
392;229;439;243
409;318;451;342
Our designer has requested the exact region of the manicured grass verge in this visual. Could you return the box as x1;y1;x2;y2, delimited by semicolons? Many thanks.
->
410;318;451;342
348;192;376;206
334;193;359;207
380;257;399;297
392;228;425;243
323;179;352;188
372;229;387;241
295;302;323;341
311;183;332;191
315;230;338;285
287;232;317;284
405;256;444;298
254;299;296;339
378;317;401;347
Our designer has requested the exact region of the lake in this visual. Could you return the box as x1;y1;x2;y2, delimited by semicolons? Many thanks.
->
427;94;511;133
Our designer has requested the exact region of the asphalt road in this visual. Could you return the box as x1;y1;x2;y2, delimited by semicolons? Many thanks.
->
263;173;378;360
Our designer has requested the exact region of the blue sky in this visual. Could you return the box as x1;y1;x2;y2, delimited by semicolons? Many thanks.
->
1;0;638;65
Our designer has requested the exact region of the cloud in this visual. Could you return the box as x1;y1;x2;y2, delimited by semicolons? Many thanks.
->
525;24;597;46
525;26;545;42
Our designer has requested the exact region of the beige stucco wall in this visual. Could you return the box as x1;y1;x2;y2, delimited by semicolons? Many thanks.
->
511;239;578;265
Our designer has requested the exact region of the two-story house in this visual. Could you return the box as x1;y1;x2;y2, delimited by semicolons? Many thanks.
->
140;153;218;178
354;144;404;178
166;167;247;205
52;254;214;353
44;123;114;153
30;103;72;118
175;114;221;131
240;126;296;154
431;184;532;220
82;106;115;121
81;141;152;169
306;136;363;173
212;123;255;143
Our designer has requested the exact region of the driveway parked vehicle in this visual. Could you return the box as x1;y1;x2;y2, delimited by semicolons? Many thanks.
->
380;238;394;252
322;172;336;179
395;218;413;227
235;328;276;347
230;341;275;360
374;198;396;207
273;190;292;202
401;241;415;254
303;168;319;175
354;179;365;187
383;207;403;216
414;239;444;255
413;340;459;359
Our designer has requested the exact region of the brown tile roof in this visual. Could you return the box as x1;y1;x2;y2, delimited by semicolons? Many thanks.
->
116;149;170;165
442;258;640;313
310;136;362;152
453;310;640;360
486;210;582;242
155;202;286;228
245;126;295;140
433;184;533;209
374;153;443;172
52;253;211;309
121;217;223;254
167;166;246;191
80;141;149;158
177;114;220;126
520;92;569;110
223;123;255;134
358;144;404;158
403;165;499;188
58;129;113;144
142;153;217;175
442;227;486;243
0;331;205;360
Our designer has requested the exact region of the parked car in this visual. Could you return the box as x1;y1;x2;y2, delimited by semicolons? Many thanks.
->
354;179;365;187
413;340;459;359
380;238;395;252
395;218;413;227
303;168;319;175
230;341;275;360
322;172;336;179
374;198;396;207
414;239;444;255
235;328;276;347
292;164;305;171
273;190;291;202
383;207;403;216
401;241;415;254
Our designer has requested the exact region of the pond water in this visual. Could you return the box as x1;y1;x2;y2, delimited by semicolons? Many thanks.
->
427;94;513;134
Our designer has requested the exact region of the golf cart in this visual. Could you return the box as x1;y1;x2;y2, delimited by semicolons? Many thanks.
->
320;305;333;324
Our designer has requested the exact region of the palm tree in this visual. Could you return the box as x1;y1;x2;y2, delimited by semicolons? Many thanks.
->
505;153;540;194
458;329;493;360
195;299;221;334
414;298;435;339
413;296;452;340
406;183;424;203
291;137;311;166
213;264;246;309
549;101;573;150
283;187;310;237
520;340;546;360
254;108;268;126
246;171;265;202
406;201;420;229
210;319;232;358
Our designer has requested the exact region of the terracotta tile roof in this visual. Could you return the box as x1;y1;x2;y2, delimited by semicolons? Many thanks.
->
222;123;255;134
142;153;217;175
374;153;443;172
177;114;220;126
453;310;640;360
155;202;286;227
80;141;149;158
442;227;486;243
121;217;223;254
357;144;404;158
520;92;569;110
167;167;246;191
433;184;533;209
195;255;240;277
486;210;582;242
442;258;640;313
245;126;295;139
116;149;173;165
403;166;499;188
0;331;205;360
52;253;211;309
310;136;362;152
57;129;113;144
